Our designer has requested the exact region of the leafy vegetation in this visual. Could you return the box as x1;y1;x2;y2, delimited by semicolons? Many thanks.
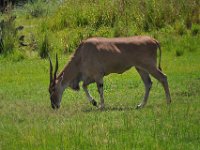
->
0;0;199;58
0;15;17;54
0;0;200;149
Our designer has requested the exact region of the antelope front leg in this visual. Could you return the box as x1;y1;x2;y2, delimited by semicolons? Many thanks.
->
97;81;105;110
82;84;97;107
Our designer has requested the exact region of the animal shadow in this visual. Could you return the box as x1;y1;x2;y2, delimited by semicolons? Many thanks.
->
82;105;137;113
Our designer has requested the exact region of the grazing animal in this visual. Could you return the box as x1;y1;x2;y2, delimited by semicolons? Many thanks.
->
48;36;171;109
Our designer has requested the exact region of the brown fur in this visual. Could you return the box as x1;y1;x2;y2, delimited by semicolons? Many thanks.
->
60;36;159;85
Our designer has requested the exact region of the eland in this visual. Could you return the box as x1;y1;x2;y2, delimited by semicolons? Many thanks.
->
48;36;171;109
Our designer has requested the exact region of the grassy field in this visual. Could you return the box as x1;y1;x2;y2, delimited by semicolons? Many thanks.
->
0;34;200;149
0;0;200;149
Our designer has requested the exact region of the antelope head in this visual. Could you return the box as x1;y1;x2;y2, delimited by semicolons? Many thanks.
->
48;54;64;109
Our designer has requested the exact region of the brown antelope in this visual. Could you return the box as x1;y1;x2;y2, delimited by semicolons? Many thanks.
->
48;36;171;109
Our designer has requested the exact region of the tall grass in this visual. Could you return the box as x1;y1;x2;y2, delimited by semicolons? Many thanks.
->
0;15;17;54
38;33;49;58
48;0;199;32
44;0;199;55
1;0;200;58
23;0;60;18
0;14;26;61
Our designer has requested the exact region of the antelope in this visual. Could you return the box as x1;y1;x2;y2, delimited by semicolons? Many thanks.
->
48;36;171;109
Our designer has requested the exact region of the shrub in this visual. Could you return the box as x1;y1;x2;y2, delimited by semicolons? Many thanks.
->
0;15;17;54
24;0;47;18
10;49;25;62
114;23;127;37
174;21;187;36
94;7;117;29
75;12;89;27
48;5;73;31
64;32;83;54
94;27;113;37
191;24;199;36
2;0;200;58
38;33;50;59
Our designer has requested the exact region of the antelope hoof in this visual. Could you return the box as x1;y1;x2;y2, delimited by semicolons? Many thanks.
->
136;103;145;109
91;99;97;107
167;101;171;105
99;104;105;110
167;99;171;105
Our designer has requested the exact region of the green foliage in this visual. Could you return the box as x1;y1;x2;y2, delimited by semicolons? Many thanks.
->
1;0;200;58
191;24;200;36
38;33;50;59
8;49;26;61
113;21;129;37
0;15;17;54
24;0;48;18
63;30;86;53
174;21;187;36
41;0;199;54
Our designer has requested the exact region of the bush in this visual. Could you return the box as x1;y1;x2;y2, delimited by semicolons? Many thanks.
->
174;21;187;36
24;0;48;18
75;12;89;27
63;31;83;54
0;15;17;54
38;33;50;59
191;24;199;36
2;0;200;58
46;0;199;34
10;49;25;62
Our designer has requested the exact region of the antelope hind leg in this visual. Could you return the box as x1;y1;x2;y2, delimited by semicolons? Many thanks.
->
136;67;152;109
96;79;105;110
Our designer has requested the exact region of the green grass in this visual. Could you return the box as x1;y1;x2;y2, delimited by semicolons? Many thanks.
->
0;34;200;149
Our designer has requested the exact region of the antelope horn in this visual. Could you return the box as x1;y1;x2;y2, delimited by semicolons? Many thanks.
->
48;53;53;84
54;53;58;81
